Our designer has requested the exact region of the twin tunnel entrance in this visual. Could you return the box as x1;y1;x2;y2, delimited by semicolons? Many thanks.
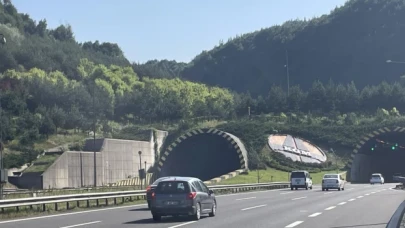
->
155;126;405;184
348;127;405;183
156;129;248;181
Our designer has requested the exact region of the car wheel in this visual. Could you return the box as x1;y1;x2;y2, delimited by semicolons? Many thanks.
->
326;188;329;191
295;187;298;190
192;203;201;221
342;187;345;191
209;201;217;217
305;184;308;190
322;188;325;191
291;187;294;190
338;188;341;191
310;185;313;190
152;213;161;222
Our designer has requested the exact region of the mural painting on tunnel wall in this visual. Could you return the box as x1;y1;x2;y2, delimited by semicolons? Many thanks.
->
347;126;405;182
154;128;249;181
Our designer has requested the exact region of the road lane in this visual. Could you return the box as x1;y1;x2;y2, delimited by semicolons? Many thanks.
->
0;183;399;228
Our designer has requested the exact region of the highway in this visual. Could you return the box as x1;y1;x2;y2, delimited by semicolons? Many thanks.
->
0;183;403;228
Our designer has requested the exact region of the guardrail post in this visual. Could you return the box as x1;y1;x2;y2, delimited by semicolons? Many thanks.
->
96;199;99;206
105;199;108;206
66;202;69;210
42;204;45;212
55;203;58;211
114;198;117;205
16;206;19;212
122;197;125;203
87;200;90;208
76;201;80;208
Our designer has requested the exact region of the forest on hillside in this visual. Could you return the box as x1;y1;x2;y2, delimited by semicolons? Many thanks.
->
180;0;405;96
3;0;405;170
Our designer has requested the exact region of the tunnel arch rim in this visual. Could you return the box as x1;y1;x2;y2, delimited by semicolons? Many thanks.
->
346;126;405;170
154;128;249;178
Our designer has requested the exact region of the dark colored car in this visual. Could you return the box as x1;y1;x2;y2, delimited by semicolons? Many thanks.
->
146;177;173;209
150;176;217;221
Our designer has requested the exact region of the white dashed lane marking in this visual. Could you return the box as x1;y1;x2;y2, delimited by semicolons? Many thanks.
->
325;206;336;211
236;197;256;201
241;204;267;211
292;197;307;201
281;192;294;195
285;221;304;228
338;202;347;205
348;198;356;201
357;196;364;199
308;212;322;217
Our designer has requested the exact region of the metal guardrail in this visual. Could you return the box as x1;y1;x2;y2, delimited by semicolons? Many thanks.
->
0;182;290;212
386;200;405;228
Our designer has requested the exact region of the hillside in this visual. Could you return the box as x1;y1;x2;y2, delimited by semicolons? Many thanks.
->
180;0;405;96
0;0;130;79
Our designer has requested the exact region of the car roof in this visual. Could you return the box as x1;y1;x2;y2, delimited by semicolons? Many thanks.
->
323;174;339;177
372;173;382;175
291;170;308;173
158;176;200;183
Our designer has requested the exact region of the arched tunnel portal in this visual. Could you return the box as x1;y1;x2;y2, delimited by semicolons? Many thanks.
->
155;128;249;181
348;127;405;183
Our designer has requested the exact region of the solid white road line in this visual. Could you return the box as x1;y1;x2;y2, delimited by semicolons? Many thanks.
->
241;204;267;211
285;221;304;227
325;206;336;210
168;221;197;228
338;202;347;205
308;212;322;217
0;204;146;224
236;197;257;201
292;196;307;201
60;221;101;228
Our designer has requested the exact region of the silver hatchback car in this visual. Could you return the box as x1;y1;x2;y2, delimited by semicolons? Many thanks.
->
150;177;217;221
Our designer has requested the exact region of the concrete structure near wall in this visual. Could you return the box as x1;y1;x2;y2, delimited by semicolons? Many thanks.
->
10;129;169;189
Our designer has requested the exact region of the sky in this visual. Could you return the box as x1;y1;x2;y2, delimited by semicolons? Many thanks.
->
12;0;347;64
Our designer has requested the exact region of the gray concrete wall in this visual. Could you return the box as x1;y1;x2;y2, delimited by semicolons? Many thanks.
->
41;136;162;189
154;130;169;160
42;151;103;188
350;153;372;183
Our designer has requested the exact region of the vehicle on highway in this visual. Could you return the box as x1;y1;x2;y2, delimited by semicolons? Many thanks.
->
290;170;313;190
322;173;345;191
146;176;174;209
370;173;385;184
150;176;216;221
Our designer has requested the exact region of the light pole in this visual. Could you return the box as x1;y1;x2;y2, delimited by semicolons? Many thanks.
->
285;50;290;97
138;151;142;189
92;85;97;187
0;33;6;199
144;161;147;188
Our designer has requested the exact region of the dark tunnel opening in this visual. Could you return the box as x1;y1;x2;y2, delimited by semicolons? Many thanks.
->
160;133;242;181
351;131;405;183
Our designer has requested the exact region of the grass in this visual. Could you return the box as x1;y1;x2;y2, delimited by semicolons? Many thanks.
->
217;168;347;185
33;133;87;152
23;154;61;173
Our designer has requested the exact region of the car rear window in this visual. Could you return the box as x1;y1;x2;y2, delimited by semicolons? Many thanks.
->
291;172;305;178
372;175;381;178
324;175;338;179
155;181;191;194
152;177;169;185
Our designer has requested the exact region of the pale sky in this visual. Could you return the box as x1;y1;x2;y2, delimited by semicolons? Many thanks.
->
12;0;347;63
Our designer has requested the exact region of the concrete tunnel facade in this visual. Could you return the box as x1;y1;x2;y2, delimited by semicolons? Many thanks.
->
347;126;405;183
155;128;249;181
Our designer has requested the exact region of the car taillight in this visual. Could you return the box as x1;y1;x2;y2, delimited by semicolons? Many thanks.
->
146;185;151;192
151;192;156;199
187;192;197;200
322;180;325;183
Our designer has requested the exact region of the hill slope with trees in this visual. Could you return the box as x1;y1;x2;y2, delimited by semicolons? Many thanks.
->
180;0;405;96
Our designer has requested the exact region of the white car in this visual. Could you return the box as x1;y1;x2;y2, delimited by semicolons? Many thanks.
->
322;174;345;191
290;170;313;190
370;173;384;184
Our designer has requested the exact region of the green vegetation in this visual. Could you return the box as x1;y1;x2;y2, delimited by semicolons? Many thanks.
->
180;0;405;96
2;0;405;176
219;168;347;185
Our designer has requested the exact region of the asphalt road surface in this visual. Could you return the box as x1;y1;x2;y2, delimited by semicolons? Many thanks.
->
0;183;403;228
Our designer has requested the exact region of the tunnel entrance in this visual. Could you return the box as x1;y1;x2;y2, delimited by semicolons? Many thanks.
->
350;130;405;183
159;132;245;181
